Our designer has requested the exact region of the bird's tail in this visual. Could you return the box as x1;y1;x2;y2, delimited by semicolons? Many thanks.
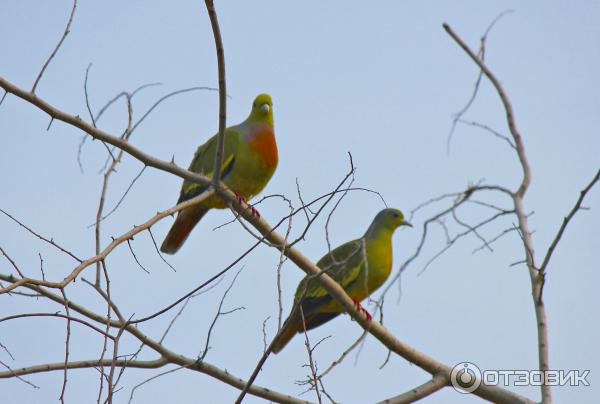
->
271;320;299;354
160;206;209;254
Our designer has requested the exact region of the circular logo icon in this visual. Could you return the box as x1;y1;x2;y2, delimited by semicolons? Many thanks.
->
451;362;482;394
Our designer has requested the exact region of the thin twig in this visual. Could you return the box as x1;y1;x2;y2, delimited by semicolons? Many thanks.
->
445;9;513;154
539;168;599;273
59;288;71;404
0;208;81;262
457;118;516;150
299;306;322;404
0;246;25;278
275;196;294;329
91;165;147;226
0;360;40;389
127;366;183;404
318;330;366;380
130;86;217;135
198;268;245;361
126;239;150;274
261;316;271;353
84;63;97;128
0;341;15;361
290;153;356;246
0;313;114;340
31;0;77;93
147;228;176;272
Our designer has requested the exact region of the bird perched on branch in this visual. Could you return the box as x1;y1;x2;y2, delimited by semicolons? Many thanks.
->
271;208;412;353
160;93;278;254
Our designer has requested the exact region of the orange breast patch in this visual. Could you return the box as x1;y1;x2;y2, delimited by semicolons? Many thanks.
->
249;128;278;167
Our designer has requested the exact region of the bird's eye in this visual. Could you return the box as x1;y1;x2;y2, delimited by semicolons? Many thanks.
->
392;213;399;218
260;103;270;113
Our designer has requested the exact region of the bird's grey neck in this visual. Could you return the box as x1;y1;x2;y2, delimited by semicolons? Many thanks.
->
365;223;392;240
240;122;272;141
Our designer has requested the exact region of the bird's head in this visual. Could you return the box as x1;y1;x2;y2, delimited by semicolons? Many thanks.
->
248;93;273;125
373;208;412;232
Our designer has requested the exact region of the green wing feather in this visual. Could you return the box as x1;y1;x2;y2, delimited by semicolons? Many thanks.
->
177;128;240;203
272;238;368;353
295;239;366;302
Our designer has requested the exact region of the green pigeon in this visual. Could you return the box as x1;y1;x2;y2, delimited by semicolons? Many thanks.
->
161;94;278;254
271;208;412;353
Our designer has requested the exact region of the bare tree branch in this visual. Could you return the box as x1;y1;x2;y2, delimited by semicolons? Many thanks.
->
204;0;227;184
0;341;15;361
59;288;71;403
0;359;40;389
443;23;530;198
0;273;311;404
378;374;447;404
31;0;77;93
126;239;150;274
147;227;176;273
0;313;114;340
0;184;215;293
127;366;183;404
0;358;169;379
457;118;516;150
318;330;366;380
299;306;323;404
198;267;245;361
539;168;599;273
444;21;551;403
0;208;82;262
445;9;513;154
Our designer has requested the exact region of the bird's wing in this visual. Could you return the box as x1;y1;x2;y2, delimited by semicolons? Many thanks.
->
295;239;366;314
177;129;239;204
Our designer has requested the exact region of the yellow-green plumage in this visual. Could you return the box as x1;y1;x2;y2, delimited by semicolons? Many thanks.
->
160;94;278;254
271;208;412;353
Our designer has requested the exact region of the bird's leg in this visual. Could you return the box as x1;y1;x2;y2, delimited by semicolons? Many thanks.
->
233;192;261;218
249;205;260;218
351;298;372;322
234;191;246;204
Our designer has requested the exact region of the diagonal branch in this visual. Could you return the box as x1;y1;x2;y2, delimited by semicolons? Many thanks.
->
0;75;213;189
31;0;77;93
539;168;599;273
378;373;447;404
0;208;82;262
0;189;215;293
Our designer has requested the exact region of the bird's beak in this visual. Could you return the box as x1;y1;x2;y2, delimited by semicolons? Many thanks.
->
402;220;413;228
260;103;270;113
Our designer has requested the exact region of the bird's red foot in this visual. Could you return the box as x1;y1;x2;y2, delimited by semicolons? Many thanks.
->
352;298;372;322
249;205;261;218
234;192;261;218
234;191;246;205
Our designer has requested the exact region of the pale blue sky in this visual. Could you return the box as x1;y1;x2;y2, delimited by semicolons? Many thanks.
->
1;1;599;403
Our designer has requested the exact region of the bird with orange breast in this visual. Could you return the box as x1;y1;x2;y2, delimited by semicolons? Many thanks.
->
161;94;278;254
